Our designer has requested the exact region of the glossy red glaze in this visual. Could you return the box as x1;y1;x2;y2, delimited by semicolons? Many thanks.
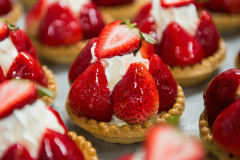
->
137;16;157;40
134;2;152;24
0;23;9;41
91;0;134;7
69;61;113;122
0;66;6;84
0;0;11;16
205;0;240;14
161;0;193;8
140;40;155;60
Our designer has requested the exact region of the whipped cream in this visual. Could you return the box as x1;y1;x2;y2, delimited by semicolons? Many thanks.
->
0;100;65;159
151;0;199;41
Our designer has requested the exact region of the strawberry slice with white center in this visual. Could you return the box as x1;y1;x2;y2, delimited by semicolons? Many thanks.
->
161;0;193;8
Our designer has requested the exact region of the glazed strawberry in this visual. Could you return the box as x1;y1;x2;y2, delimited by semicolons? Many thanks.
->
0;0;11;16
91;0;134;6
145;124;205;160
0;23;9;41
193;1;206;9
79;2;105;39
39;2;82;46
112;62;159;124
0;80;38;119
6;52;48;87
158;22;205;67
149;54;178;113
68;38;99;84
95;20;141;59
134;2;152;24
213;98;240;157
206;0;240;14
140;40;155;60
115;154;134;160
0;66;5;84
204;69;240;118
161;0;193;8
38;129;85;160
137;16;157;40
69;61;113;122
9;29;39;61
1;144;33;160
195;11;219;57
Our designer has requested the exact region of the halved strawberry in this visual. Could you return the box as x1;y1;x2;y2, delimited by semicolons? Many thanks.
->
161;0;193;8
112;62;159;124
145;124;206;160
195;11;219;57
0;0;11;16
134;2;152;24
0;80;38;119
0;66;6;84
1;144;33;160
140;40;155;60
6;52;48;87
69;61;113;122
0;22;9;41
39;2;82;46
68;37;99;84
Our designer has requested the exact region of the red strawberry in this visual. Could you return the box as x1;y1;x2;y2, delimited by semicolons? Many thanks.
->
1;144;33;160
91;0;134;6
213;98;240;157
161;0;193;8
195;11;219;57
145;124;206;160
137;16;157;40
115;154;133;160
9;29;39;61
0;0;11;16
95;20;141;59
193;1;206;9
38;129;85;160
0;66;6;84
69;61;113;122
206;0;240;14
79;2;105;39
68;37;99;84
112;62;159;124
39;2;82;46
0;80;38;119
158;22;205;67
134;2;152;24
140;40;155;60
149;54;178;113
0;23;9;41
6;52;48;87
204;69;240;118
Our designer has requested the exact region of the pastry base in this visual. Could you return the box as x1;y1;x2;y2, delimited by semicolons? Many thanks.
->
98;0;149;20
2;2;23;24
199;110;240;160
66;85;185;144
68;132;98;160
26;12;113;64
18;0;37;10
170;39;226;87
235;54;240;69
41;66;58;106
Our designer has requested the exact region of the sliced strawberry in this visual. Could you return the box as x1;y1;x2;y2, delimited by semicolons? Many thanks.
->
91;0;134;6
0;66;6;84
140;40;155;60
68;37;99;84
145;124;206;160
95;20;141;59
69;61;113;122
6;52;48;87
0;22;9;41
149;54;178;113
1;143;33;160
38;129;85;160
137;16;157;41
134;2;152;24
112;62;159;124
115;154;133;160
0;80;38;119
0;0;11;16
195;11;219;57
161;0;193;8
9;29;39;61
158;22;205;67
39;2;82;46
79;2;105;40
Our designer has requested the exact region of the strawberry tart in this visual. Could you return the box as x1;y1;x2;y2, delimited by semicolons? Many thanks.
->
66;19;185;144
135;0;226;87
0;79;98;160
199;69;240;160
194;0;240;32
25;0;113;64
19;0;37;10
91;0;149;21
235;51;240;69
116;124;206;160
0;20;57;105
0;0;23;24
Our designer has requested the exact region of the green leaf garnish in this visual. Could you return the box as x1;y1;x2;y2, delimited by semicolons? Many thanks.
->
167;115;180;125
0;18;19;31
141;33;157;44
36;84;55;98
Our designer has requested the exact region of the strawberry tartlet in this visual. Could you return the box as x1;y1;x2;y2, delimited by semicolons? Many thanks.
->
66;19;185;144
0;20;57;105
91;0;149;21
25;0;113;64
0;79;98;160
199;69;240;160
0;0;23;24
235;51;240;69
19;0;37;10
194;0;240;32
135;0;226;87
116;124;206;160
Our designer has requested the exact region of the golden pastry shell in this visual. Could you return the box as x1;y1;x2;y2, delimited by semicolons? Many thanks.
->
2;2;23;24
170;39;226;87
18;0;37;10
66;85;185;144
235;54;240;69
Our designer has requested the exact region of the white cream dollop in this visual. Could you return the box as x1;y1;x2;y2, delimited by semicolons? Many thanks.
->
0;100;65;159
151;0;199;42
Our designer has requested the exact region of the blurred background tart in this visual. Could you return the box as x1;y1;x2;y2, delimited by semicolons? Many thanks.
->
235;51;240;69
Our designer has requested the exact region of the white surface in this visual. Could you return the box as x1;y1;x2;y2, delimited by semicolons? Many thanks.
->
16;15;240;160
